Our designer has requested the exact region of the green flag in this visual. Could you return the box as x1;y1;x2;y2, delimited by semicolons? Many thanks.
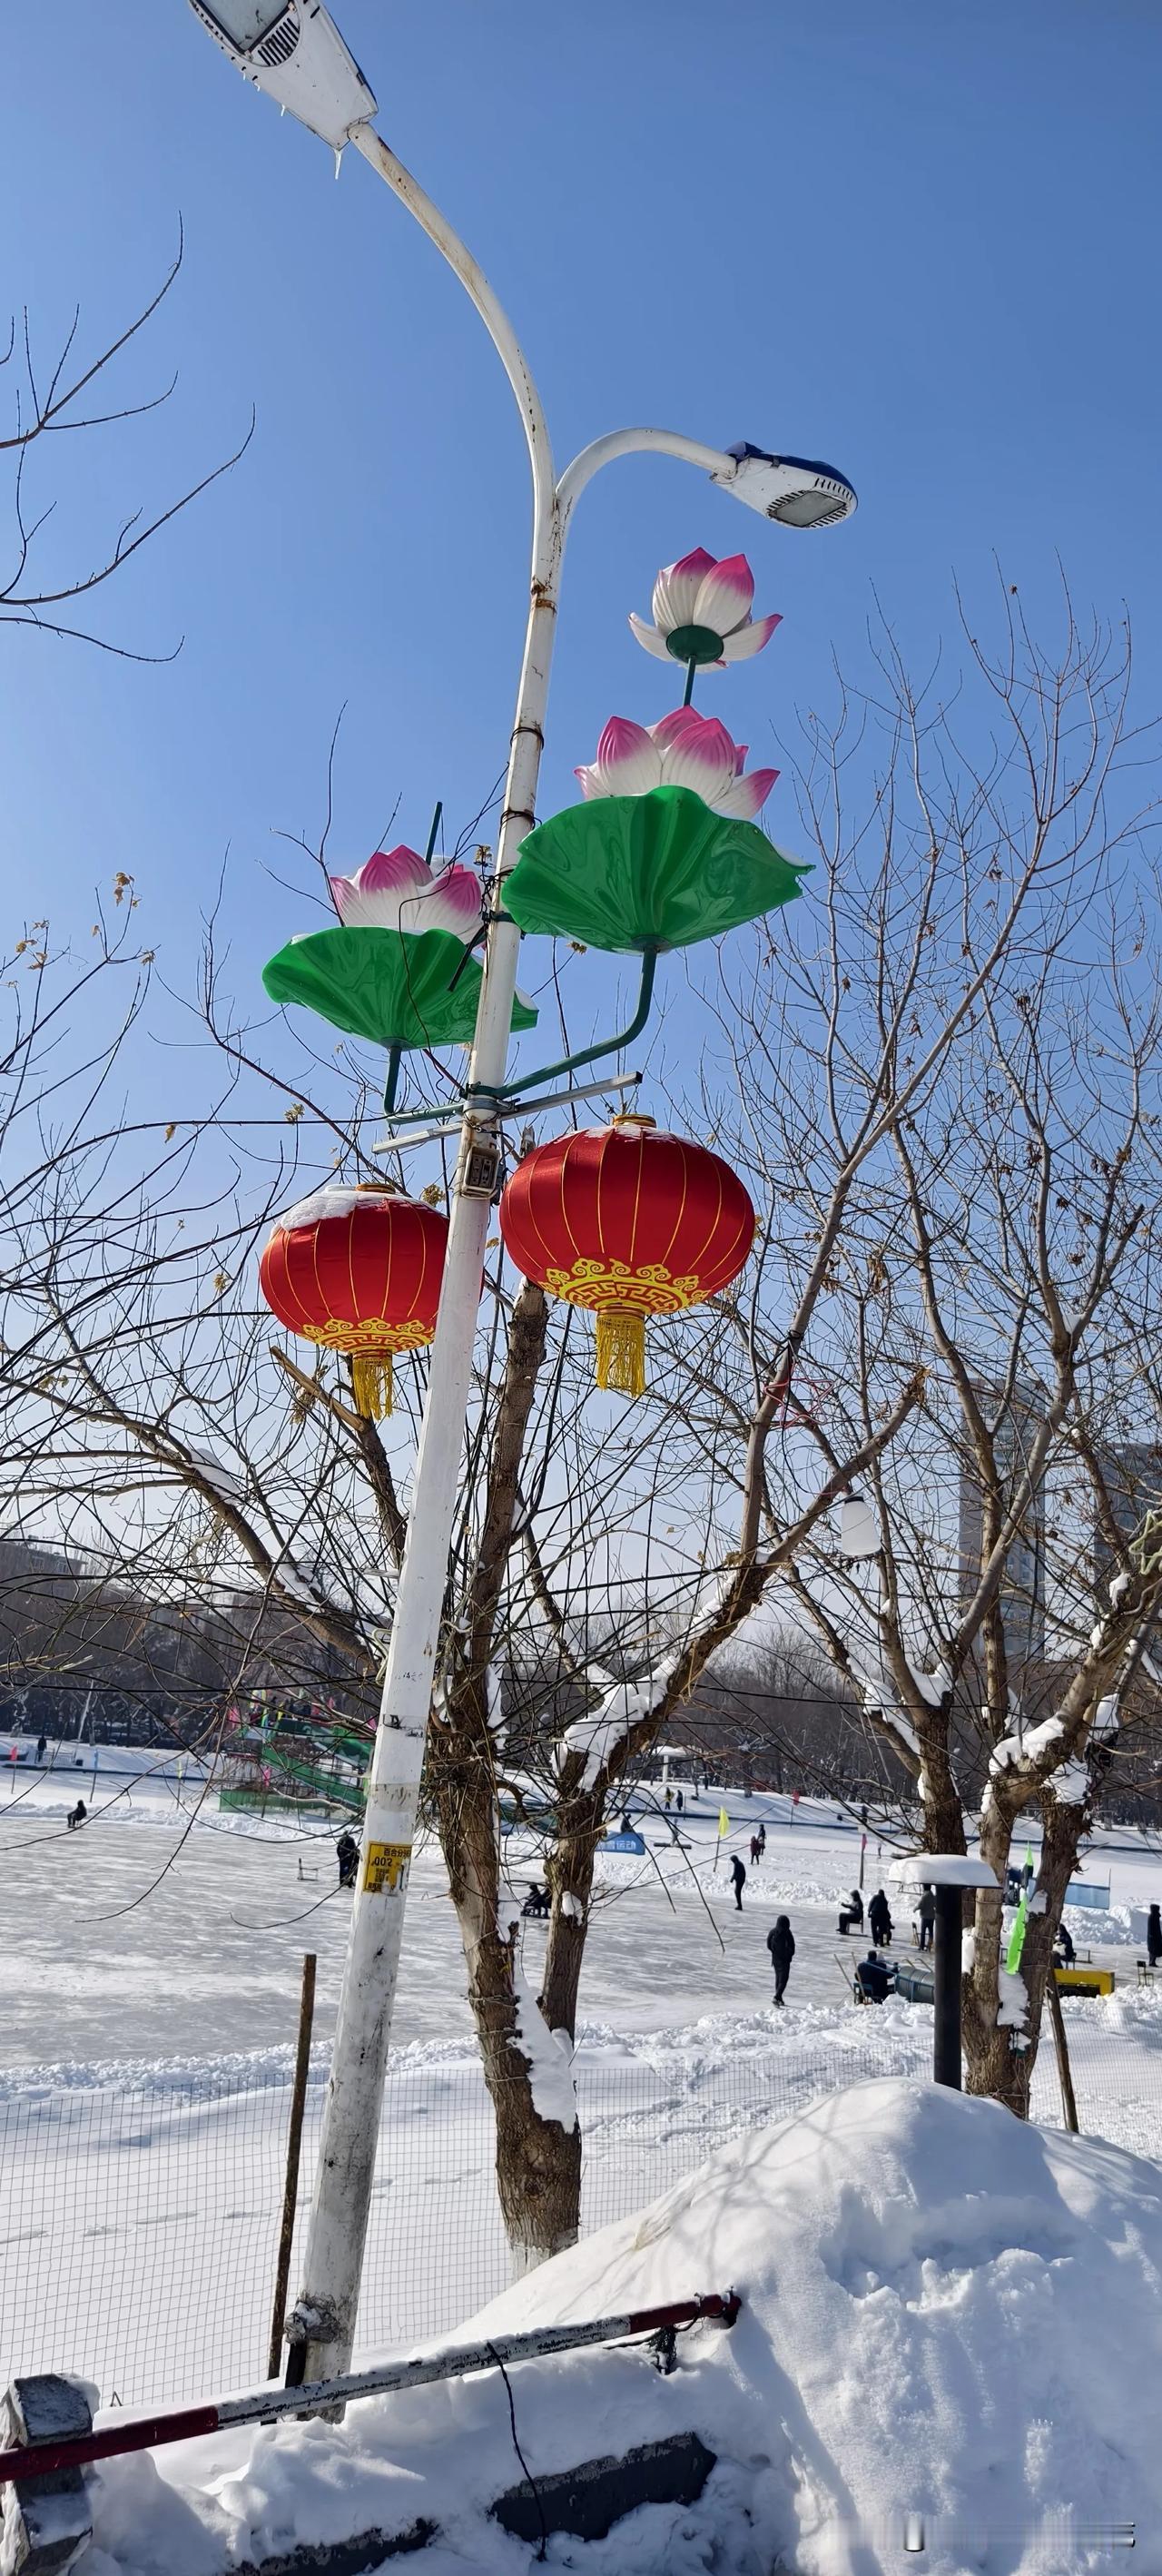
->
1006;1845;1035;1974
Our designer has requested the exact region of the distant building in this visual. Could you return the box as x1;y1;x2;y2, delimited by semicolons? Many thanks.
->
1092;1441;1162;1586
958;1386;1046;1669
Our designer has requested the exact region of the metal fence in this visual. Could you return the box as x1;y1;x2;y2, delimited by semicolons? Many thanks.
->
0;2002;1157;2411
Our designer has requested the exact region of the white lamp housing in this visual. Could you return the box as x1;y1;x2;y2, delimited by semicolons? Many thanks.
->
186;1;378;149
712;442;857;528
839;1492;880;1559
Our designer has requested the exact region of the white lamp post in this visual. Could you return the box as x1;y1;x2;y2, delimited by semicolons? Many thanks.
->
184;0;858;2385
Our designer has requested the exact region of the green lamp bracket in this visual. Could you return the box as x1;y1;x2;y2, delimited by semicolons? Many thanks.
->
379;940;661;1124
466;943;660;1104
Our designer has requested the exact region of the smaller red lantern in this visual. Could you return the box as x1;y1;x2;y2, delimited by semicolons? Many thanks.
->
498;1117;755;1396
260;1182;448;1419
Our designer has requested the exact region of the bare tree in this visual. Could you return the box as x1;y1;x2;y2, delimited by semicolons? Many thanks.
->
700;586;1162;2108
0;870;923;2272
1;232;251;656
7;578;1162;2284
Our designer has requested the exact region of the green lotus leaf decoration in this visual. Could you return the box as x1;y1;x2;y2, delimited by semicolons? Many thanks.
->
262;925;537;1051
504;785;808;954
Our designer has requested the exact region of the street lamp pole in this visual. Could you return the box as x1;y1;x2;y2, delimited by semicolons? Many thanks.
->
183;1;857;2388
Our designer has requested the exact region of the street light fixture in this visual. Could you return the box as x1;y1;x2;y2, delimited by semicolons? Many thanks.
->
182;0;858;2388
712;443;858;529
186;1;377;148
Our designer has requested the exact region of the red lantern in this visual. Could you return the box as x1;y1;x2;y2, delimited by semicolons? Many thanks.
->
498;1117;755;1396
260;1183;448;1418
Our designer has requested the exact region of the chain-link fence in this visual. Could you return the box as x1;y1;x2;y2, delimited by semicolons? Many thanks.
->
1;1999;1157;2411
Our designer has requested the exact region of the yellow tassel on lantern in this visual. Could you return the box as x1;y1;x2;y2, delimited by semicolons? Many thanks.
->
351;1351;394;1419
595;1308;646;1397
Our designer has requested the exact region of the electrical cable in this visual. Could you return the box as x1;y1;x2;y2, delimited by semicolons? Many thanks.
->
486;2341;548;2564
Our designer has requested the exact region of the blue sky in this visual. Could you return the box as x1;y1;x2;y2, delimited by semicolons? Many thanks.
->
2;0;1159;1073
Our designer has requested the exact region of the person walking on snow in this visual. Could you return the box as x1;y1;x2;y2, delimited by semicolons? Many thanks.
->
35;1733;46;1763
766;1913;795;2006
917;1885;935;1953
868;1887;892;1949
730;1854;746;1911
336;1831;359;1889
757;1822;766;1854
1148;1904;1162;1969
749;1832;762;1866
664;1786;673;1811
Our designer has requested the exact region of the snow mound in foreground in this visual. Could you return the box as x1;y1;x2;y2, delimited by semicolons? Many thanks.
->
88;2078;1162;2576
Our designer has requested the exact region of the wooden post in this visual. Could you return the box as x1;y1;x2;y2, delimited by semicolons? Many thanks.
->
1047;1969;1079;2135
268;1953;317;2381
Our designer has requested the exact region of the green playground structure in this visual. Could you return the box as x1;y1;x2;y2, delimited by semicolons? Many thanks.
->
217;1700;372;1821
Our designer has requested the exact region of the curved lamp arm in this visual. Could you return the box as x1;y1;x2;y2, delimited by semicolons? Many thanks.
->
350;124;556;558
556;427;740;531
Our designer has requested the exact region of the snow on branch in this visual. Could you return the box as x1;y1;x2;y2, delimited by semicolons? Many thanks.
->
508;1965;577;2133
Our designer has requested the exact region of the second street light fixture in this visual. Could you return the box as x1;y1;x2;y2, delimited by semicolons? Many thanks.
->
182;0;860;2389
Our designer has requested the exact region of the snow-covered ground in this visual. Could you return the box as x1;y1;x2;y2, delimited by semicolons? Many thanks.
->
83;2078;1162;2576
5;1753;1162;2476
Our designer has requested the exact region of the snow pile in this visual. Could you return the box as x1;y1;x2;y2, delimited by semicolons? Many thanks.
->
272;1184;399;1231
86;2078;1162;2575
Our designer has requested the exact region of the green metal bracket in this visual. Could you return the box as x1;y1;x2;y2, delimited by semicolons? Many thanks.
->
467;943;660;1102
378;931;660;1125
383;1043;404;1116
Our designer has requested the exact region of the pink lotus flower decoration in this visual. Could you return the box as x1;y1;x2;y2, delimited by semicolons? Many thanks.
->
330;845;482;942
629;548;781;669
576;710;779;823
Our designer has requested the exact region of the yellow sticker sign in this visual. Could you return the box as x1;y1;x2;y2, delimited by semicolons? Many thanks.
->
363;1841;412;1896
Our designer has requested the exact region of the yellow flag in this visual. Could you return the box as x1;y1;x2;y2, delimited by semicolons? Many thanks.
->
718;1807;729;1838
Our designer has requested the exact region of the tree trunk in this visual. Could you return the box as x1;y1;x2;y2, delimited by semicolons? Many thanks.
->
468;1898;582;2272
963;1788;1088;2116
435;1698;582;2273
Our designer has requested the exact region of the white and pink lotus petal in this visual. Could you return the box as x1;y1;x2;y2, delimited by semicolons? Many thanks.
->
691;551;755;634
330;844;430;929
330;844;481;942
710;765;780;821
650;548;716;636
626;611;674;661
630;545;782;668
576;716;665;801
719;611;783;663
652;708;740;804
408;863;482;942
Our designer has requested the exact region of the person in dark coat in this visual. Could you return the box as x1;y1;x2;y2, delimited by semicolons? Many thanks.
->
67;1800;86;1831
749;1833;762;1866
857;1949;891;2002
675;1789;684;1813
35;1733;47;1763
838;1887;863;1936
1148;1904;1162;1969
868;1888;892;1949
917;1886;935;1953
730;1854;746;1911
1053;1920;1076;1969
336;1831;359;1889
766;1914;795;2006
